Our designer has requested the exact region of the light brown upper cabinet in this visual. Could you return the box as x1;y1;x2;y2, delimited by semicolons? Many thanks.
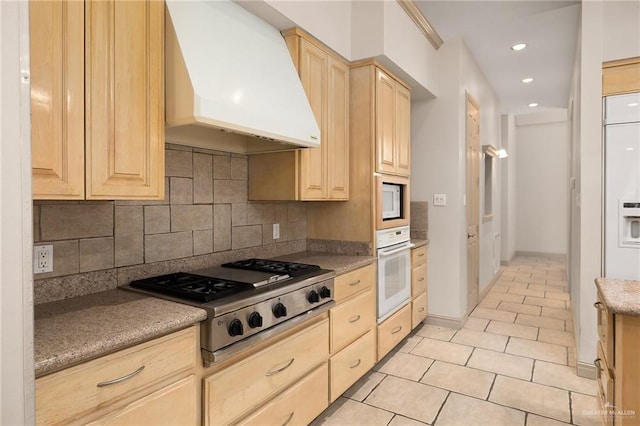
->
375;68;411;177
30;0;165;200
248;28;349;201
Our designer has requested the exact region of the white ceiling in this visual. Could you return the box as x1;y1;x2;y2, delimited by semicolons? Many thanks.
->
416;1;580;115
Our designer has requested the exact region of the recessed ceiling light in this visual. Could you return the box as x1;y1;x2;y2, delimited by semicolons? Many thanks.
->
528;103;539;108
522;77;534;83
628;102;639;107
511;43;527;51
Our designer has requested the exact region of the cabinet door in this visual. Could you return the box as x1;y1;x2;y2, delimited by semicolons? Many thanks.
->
395;84;411;176
30;0;85;199
85;0;164;200
298;39;327;200
327;56;349;200
375;69;396;174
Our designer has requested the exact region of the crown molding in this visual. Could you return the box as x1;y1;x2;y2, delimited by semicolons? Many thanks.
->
396;0;444;50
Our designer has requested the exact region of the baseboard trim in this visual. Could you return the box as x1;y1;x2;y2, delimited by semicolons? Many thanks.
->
480;272;502;301
425;314;468;330
500;253;516;266
577;361;597;379
514;251;567;263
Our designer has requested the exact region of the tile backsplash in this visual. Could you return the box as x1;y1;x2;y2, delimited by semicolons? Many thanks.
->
33;144;307;304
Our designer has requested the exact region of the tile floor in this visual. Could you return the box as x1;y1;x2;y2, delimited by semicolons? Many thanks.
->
311;255;604;426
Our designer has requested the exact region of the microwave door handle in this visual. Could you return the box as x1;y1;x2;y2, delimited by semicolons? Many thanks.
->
379;243;415;257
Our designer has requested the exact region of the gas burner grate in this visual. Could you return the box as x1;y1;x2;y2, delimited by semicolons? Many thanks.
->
221;258;321;277
129;272;251;302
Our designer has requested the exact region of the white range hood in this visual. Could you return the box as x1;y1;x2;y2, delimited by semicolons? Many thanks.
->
165;0;320;153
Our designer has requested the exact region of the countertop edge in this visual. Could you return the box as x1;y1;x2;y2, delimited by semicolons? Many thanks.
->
595;277;640;316
411;239;429;248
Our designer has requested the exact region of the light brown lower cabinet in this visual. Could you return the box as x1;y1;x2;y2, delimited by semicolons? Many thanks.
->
237;364;329;426
35;327;198;425
412;292;428;329
377;304;411;361
329;330;376;402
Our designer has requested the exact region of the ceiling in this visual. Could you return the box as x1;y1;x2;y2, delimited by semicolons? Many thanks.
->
416;1;580;115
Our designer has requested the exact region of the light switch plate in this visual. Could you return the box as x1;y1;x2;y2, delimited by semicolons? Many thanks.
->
433;194;447;206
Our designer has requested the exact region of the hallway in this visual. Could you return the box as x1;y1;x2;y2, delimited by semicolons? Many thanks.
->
312;255;603;426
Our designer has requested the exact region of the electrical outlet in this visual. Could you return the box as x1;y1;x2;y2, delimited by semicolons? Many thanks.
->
33;244;53;274
273;223;280;240
433;194;447;206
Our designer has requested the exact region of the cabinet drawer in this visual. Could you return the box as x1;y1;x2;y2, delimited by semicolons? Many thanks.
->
596;342;614;426
330;330;376;402
330;289;376;353
411;246;426;266
36;327;197;425
334;263;375;303
238;364;329;426
595;292;614;365
412;292;428;329
205;319;329;425
411;263;427;298
86;375;197;426
377;304;411;361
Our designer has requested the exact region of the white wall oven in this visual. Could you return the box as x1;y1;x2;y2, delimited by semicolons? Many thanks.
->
376;226;413;322
376;175;410;230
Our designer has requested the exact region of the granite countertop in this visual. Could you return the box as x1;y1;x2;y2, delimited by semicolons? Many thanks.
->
412;239;429;248
274;251;376;275
595;277;640;316
35;289;207;378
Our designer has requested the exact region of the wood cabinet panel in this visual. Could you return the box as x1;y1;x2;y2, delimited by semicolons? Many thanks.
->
204;318;328;425
330;289;375;353
327;56;349;200
377;304;411;361
411;263;427;298
411;246;427;266
412;292;428;329
86;375;198;426
36;327;197;425
603;57;640;96
395;83;411;176
238;364;329;426
375;69;396;175
334;263;375;303
30;0;85;199
329;331;376;402
298;38;327;199
85;0;164;199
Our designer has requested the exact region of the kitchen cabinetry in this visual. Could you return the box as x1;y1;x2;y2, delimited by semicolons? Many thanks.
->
375;68;411;177
377;304;411;361
35;327;198;425
249;28;349;201
602;57;640;97
411;245;428;329
30;0;165;200
328;264;377;402
203;317;329;425
594;292;640;426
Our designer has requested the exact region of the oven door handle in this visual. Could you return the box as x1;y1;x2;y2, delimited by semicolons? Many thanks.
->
379;243;415;257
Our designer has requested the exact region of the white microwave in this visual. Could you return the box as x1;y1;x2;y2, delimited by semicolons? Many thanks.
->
376;175;409;230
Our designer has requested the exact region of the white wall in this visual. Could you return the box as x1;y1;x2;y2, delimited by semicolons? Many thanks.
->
602;0;640;62
411;37;502;320
500;114;517;263
1;1;35;423
514;115;569;255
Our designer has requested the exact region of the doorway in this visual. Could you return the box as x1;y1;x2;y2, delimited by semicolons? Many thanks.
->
466;93;480;313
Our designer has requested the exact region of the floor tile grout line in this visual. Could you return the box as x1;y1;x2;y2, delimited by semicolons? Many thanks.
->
429;390;452;426
486;373;498;402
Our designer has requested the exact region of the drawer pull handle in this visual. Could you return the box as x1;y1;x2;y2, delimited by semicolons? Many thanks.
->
349;280;361;287
418;277;425;282
265;358;295;377
349;359;362;369
391;326;403;334
96;366;145;387
594;358;603;373
418;253;425;257
281;412;294;426
418;307;425;312
594;301;605;311
349;315;361;323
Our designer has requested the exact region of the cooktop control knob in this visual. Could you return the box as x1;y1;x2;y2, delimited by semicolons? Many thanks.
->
320;286;331;299
273;302;288;318
308;290;320;303
228;318;244;337
248;312;263;328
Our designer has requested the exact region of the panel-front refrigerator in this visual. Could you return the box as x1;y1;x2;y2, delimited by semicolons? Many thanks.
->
604;92;640;279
